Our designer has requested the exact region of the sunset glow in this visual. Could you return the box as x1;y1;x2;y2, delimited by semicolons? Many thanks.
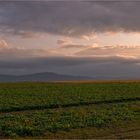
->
1;1;140;78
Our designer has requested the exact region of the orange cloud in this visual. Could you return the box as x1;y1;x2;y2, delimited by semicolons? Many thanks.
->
0;40;9;49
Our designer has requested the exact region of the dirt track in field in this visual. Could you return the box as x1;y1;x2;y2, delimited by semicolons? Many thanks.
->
0;97;139;114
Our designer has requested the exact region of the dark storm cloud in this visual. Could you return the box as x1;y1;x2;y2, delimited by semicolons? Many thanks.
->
0;1;140;36
0;56;140;77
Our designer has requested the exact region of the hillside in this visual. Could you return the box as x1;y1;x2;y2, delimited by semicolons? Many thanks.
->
0;72;91;82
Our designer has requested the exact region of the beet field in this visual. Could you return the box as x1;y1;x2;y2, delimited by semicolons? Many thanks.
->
0;81;139;139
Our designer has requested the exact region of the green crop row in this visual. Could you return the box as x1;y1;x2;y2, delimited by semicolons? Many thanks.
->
0;102;139;138
0;82;140;112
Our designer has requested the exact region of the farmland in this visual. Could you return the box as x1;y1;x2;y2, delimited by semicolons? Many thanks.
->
0;81;139;138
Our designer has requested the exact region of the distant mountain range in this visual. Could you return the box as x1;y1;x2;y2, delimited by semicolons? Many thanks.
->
0;72;140;82
0;72;92;82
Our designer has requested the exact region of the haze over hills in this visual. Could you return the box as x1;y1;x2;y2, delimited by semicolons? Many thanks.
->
0;72;92;82
0;72;140;82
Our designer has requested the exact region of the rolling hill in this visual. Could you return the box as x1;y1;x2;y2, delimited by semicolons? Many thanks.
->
0;72;91;82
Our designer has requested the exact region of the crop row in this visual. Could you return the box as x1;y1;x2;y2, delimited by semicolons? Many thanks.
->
0;102;139;137
0;82;140;112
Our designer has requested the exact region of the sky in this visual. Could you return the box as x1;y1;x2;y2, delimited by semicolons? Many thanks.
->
1;0;140;78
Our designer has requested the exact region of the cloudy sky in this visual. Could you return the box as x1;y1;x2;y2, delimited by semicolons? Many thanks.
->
1;0;140;78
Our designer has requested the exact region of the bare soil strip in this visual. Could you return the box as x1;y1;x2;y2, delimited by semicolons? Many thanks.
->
0;97;139;114
40;120;140;139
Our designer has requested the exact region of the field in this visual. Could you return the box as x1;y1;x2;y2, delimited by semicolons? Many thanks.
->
0;81;139;138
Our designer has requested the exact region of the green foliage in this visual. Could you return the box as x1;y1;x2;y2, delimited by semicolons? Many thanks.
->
0;82;139;138
0;82;139;112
